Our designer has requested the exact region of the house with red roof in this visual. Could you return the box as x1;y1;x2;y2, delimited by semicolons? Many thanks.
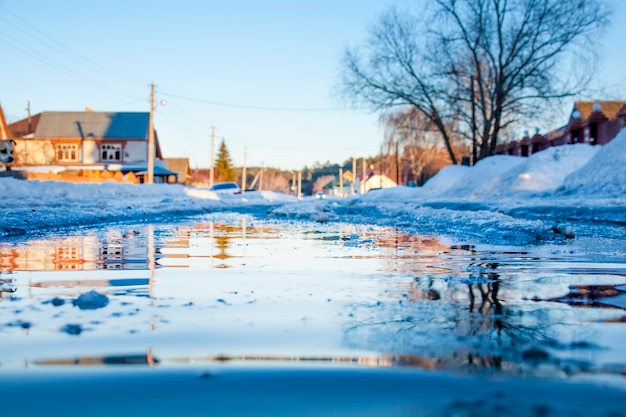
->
494;101;626;157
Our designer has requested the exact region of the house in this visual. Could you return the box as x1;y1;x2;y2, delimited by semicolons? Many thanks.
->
362;173;397;193
7;110;177;183
164;158;192;185
494;100;626;157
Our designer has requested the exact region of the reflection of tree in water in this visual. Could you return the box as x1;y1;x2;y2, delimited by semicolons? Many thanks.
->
211;224;239;267
342;246;577;376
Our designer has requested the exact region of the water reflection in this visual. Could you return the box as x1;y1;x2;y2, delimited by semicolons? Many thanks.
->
344;239;626;378
0;233;149;271
0;217;624;383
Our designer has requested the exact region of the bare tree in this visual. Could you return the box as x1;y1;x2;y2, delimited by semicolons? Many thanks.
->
259;169;290;193
382;107;469;184
340;0;610;164
313;175;335;193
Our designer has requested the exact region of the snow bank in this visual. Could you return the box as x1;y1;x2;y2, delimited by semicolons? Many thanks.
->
419;143;602;200
560;128;626;197
421;164;470;196
480;144;598;198
439;155;526;199
357;185;423;202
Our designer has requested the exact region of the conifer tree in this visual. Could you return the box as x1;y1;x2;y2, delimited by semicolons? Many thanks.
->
215;138;236;182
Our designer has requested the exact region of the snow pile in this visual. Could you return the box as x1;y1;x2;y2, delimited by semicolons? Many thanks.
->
416;142;605;201
478;144;598;198
254;190;298;203
438;155;526;199
421;164;470;196
559;128;626;197
472;144;600;198
0;178;205;207
357;185;423;202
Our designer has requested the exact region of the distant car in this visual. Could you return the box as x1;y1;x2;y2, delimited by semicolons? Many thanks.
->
209;182;242;194
315;192;326;199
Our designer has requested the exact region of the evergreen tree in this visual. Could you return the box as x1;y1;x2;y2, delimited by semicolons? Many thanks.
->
215;139;236;182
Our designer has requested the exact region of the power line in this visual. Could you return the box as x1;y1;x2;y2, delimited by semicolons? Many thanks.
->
0;33;102;88
0;4;146;102
157;90;355;113
0;4;145;87
101;98;150;110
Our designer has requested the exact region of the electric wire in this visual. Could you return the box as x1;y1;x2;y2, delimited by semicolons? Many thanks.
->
0;4;145;87
157;90;355;113
0;4;377;163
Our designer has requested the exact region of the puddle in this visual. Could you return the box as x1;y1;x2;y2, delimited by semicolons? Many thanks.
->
1;214;625;386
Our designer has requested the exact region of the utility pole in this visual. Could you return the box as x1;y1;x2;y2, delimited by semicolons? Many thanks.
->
209;126;215;187
339;167;344;197
147;83;155;184
26;101;32;132
297;171;302;198
145;84;166;184
259;162;264;191
241;146;247;192
362;158;366;194
352;155;356;195
292;172;296;195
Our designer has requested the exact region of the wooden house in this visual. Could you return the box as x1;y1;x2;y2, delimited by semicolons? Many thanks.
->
8;110;177;183
164;158;192;185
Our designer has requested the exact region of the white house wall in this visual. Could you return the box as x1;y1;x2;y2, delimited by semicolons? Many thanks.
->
83;141;97;164
125;141;147;163
14;139;55;165
14;138;152;166
364;175;397;192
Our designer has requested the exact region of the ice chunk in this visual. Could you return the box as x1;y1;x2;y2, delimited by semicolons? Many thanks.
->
62;323;82;335
73;290;109;310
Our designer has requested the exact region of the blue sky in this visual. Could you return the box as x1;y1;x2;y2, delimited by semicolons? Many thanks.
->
1;0;625;170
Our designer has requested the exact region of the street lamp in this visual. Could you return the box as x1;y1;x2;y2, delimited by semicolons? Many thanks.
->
147;83;166;184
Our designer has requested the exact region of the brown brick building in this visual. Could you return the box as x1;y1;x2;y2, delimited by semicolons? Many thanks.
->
494;101;626;157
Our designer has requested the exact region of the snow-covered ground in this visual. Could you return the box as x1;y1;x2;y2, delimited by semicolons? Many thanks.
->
2;129;625;245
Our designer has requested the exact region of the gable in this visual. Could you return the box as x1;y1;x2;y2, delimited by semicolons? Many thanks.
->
34;111;149;140
572;101;626;122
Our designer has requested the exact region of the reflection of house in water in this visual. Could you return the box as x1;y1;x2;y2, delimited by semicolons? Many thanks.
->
100;242;124;268
0;233;150;272
354;226;451;275
0;220;264;273
157;220;267;269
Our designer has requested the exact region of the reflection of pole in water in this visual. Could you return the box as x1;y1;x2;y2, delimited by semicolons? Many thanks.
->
210;221;215;268
242;217;247;260
148;225;155;300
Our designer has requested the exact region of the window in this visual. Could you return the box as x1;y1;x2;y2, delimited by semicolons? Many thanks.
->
101;144;122;161
56;144;79;162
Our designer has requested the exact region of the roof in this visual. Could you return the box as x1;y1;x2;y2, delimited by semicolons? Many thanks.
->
572;101;626;121
164;158;191;172
34;111;150;140
7;113;41;137
164;158;192;180
122;166;179;176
